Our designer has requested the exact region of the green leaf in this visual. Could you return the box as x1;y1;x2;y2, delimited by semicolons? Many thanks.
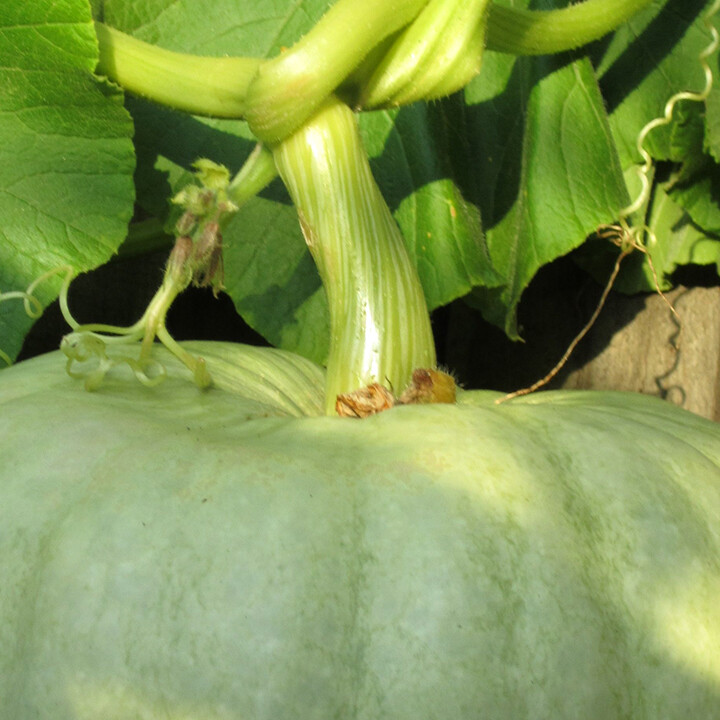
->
657;99;720;238
663;100;709;182
223;195;330;365
595;0;711;168
103;0;501;361
669;163;720;235
458;50;629;337
704;86;720;163
0;0;135;364
636;98;720;241
361;106;501;310
583;0;720;292
575;0;720;295
459;0;714;336
645;184;720;285
103;0;331;58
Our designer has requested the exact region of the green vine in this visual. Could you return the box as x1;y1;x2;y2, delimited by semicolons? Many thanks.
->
60;0;669;411
94;0;658;136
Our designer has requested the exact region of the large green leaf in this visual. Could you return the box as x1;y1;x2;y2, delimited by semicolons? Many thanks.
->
361;106;501;308
0;0;135;363
103;0;330;57
587;0;720;292
462;0;715;332
101;0;501;363
595;0;712;168
669;165;720;236
458;48;629;337
663;100;720;239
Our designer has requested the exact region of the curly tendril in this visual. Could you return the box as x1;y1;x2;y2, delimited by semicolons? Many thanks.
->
0;263;174;387
61;332;167;391
54;250;211;391
604;0;720;330
621;0;720;219
0;265;75;367
55;260;212;391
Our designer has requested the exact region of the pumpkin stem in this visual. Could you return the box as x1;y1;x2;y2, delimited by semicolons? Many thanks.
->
273;98;436;414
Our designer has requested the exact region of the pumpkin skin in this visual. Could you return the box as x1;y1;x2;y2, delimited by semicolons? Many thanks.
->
1;342;719;719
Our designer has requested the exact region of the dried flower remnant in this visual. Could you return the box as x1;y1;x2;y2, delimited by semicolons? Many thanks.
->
191;221;225;295
336;383;395;418
399;368;456;405
336;368;457;418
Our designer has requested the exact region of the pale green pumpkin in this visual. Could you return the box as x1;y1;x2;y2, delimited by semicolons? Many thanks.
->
1;341;719;719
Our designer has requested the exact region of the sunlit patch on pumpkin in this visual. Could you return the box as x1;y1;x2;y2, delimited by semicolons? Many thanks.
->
650;569;720;687
67;678;234;720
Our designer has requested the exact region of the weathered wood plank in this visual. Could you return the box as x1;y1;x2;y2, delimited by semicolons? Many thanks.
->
561;287;720;421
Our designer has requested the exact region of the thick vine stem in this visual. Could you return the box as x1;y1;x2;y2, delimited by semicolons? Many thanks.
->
94;22;259;118
273;98;436;414
485;0;656;56
95;0;659;130
244;0;430;143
